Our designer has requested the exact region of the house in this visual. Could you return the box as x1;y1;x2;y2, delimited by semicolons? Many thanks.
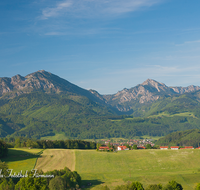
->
160;146;168;150
184;146;194;149
137;146;146;149
117;146;129;151
170;146;179;150
99;146;112;151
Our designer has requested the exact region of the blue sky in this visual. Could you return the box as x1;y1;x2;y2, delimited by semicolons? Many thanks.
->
1;0;200;94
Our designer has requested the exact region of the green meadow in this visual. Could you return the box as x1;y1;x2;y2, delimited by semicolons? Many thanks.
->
148;111;197;118
75;149;200;190
1;148;43;173
2;148;200;189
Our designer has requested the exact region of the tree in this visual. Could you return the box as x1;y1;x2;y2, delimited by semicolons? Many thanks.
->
195;183;200;190
0;161;9;184
133;145;137;150
0;179;15;190
49;176;65;190
14;138;21;148
146;144;152;149
145;184;162;190
114;181;144;190
163;181;183;190
15;177;48;190
0;140;8;158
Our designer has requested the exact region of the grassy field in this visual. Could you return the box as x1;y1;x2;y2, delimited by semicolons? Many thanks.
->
3;148;200;189
1;148;43;173
75;149;200;190
40;133;69;140
35;149;75;172
149;111;197;118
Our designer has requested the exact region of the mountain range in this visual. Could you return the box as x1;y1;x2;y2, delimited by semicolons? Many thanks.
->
1;70;200;113
1;70;200;139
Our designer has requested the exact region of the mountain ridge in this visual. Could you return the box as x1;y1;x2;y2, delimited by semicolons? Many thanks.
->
1;71;200;139
1;70;200;113
100;79;200;112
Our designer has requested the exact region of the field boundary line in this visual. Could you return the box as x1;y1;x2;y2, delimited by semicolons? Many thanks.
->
33;149;45;170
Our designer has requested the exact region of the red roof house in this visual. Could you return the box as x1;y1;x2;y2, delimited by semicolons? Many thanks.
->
170;146;179;150
160;146;168;150
99;146;112;150
137;146;146;149
117;146;129;151
185;146;194;149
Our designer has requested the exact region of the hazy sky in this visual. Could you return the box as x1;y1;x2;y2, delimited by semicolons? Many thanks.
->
1;0;200;94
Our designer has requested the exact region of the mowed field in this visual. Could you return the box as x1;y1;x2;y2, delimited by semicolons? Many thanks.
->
33;149;200;190
35;149;75;172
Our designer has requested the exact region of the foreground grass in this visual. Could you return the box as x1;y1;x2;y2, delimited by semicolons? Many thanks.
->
75;149;200;190
1;148;43;173
35;149;75;172
3;148;200;190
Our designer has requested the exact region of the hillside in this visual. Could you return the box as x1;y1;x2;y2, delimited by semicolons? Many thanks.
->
133;90;200;117
155;129;200;147
0;91;119;138
1;71;200;140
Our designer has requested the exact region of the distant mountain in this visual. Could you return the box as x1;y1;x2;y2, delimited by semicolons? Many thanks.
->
0;70;105;104
92;79;200;112
1;72;200;114
1;71;200;140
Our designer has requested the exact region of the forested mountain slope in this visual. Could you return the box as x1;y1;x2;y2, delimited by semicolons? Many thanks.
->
1;71;200;140
155;129;200;147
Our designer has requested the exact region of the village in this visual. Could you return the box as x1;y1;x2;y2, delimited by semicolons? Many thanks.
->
97;139;200;151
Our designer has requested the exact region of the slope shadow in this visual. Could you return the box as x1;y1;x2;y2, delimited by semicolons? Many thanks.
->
81;179;104;189
1;149;42;163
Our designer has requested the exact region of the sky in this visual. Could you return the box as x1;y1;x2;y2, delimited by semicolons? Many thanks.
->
1;0;200;94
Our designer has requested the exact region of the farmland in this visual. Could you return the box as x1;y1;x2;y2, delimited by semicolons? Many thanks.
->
2;148;200;189
75;149;200;189
35;149;75;172
1;148;43;173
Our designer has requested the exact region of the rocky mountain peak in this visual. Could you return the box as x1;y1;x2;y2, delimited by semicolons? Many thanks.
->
141;79;167;92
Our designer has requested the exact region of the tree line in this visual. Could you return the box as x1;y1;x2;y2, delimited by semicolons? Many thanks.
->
100;180;200;190
2;137;96;149
0;140;8;158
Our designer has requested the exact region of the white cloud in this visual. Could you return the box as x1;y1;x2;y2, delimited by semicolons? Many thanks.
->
75;64;200;94
185;40;200;44
41;1;72;19
40;0;161;19
103;0;160;14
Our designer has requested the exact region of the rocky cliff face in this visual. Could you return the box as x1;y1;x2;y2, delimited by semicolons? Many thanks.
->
0;71;61;98
171;85;200;94
101;79;200;111
0;70;103;104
